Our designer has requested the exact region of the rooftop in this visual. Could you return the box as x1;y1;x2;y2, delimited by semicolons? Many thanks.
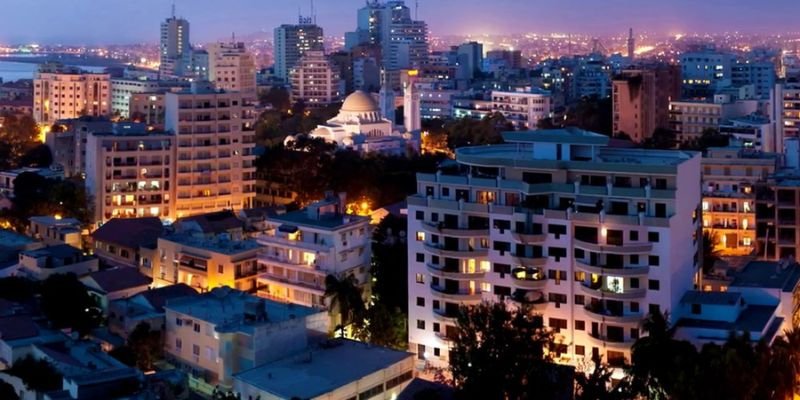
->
680;290;742;305
29;215;81;227
161;233;261;255
176;210;242;235
233;339;413;399
0;229;36;248
677;304;777;334
21;244;84;261
731;260;800;292
502;128;610;146
92;217;163;249
134;283;198;312
0;315;40;341
269;209;369;231
82;267;151;294
166;287;318;334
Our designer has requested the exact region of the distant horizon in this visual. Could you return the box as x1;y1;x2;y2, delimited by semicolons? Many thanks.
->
1;0;798;45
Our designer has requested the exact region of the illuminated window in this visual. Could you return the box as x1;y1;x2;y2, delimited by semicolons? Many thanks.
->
303;252;316;266
702;201;709;211
479;260;491;272
416;232;425;241
481;282;491;292
415;273;424;284
743;237;752;246
606;276;624;294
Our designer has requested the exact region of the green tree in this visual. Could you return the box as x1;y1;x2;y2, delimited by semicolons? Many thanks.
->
324;274;366;338
0;381;18;400
643;128;677;149
448;302;559;399
7;355;63;392
575;355;635;400
40;273;100;336
564;95;613;135
127;322;163;370
702;231;722;275
355;303;407;349
0;276;38;302
0;113;40;169
259;87;291;112
371;214;408;312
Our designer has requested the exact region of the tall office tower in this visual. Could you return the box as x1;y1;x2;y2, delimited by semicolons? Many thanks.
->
627;28;635;64
456;42;484;81
84;123;175;223
273;19;324;83
207;41;258;99
33;64;111;125
406;128;701;369
289;51;343;108
159;10;192;78
346;1;428;71
164;82;257;219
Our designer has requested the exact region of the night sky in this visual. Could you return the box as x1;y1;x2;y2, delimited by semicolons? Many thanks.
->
1;0;797;44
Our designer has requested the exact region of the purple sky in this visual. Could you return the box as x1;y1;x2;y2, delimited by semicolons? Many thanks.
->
0;0;797;44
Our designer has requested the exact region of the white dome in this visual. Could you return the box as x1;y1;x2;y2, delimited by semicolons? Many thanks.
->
341;91;379;113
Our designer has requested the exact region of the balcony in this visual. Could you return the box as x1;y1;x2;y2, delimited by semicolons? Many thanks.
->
584;304;643;323
511;267;547;289
574;261;650;276
235;265;266;279
423;243;488;258
426;263;486;279
433;309;459;322
586;331;635;350
511;254;547;267
258;254;319;271
510;289;547;307
511;231;547;243
574;239;653;254
420;222;489;238
579;283;646;299
257;273;325;296
430;284;482;302
256;234;330;253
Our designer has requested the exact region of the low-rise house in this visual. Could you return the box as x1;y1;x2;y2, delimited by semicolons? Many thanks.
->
155;233;263;292
27;216;83;249
0;230;43;278
108;283;199;339
163;287;328;388
238;207;285;235
0;315;64;369
81;267;152;312
174;210;244;239
0;167;64;197
233;339;415;400
675;260;800;346
91;217;163;273
17;244;99;280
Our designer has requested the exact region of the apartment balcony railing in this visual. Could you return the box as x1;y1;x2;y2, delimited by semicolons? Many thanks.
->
573;239;653;255
579;283;646;299
429;284;482;302
423;243;488;258
420;222;489;238
574;260;650;276
584;304;643;323
425;263;486;280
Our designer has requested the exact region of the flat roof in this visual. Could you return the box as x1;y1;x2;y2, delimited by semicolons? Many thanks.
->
502;128;610;146
677;304;777;333
165;287;318;334
268;210;369;231
681;290;742;305
29;215;81;227
161;233;261;255
0;229;35;247
22;244;84;260
731;261;800;292
234;339;413;399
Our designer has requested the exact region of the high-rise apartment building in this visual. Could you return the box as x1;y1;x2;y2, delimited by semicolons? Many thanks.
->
207;41;257;99
612;65;680;142
669;96;758;144
407;128;700;368
33;64;111;125
680;50;734;98
345;0;428;71
770;82;800;153
165;82;257;219
732;61;776;100
160;14;192;78
84;123;174;222
273;22;324;83
289;51;343;108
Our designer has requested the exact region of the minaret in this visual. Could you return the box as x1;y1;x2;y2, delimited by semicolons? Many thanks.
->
627;28;635;63
403;70;421;132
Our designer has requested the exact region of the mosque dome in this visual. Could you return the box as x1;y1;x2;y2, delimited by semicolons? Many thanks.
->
341;91;380;113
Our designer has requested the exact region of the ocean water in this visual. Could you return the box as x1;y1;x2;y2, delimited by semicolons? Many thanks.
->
0;60;107;82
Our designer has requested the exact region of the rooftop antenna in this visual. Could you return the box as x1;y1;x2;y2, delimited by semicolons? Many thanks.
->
415;0;419;20
171;1;176;18
311;0;316;24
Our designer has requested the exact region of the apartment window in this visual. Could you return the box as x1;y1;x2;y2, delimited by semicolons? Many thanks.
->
442;187;450;197
575;345;585;356
548;224;567;238
217;264;224;274
416;297;425;307
630;254;640;265
649;280;660;290
648;232;660;242
649;255;660;266
176;318;183;326
416;232;425;241
548;293;567;305
631;302;640;312
494;285;511;296
655;203;667;218
629;231;639;241
434;347;441;357
575;320;585;331
415;274;424;284
549;247;567;261
415;210;423;220
417;320;425;330
425;186;434;197
433;323;440;333
549;318;567;332
175;338;182;349
493;263;511;277
631;328;640;340
649;304;661;315
431;213;439;222
192;344;200;356
193;323;200;333
574;271;586;282
692;303;701;314
630;278;640;289
416;253;425;262
607;230;623;246
574;295;585;305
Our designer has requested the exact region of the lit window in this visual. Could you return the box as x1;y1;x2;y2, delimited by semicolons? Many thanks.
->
416;232;425;241
605;276;624;294
743;237;752;246
702;201;709;211
415;273;424;284
481;282;491;292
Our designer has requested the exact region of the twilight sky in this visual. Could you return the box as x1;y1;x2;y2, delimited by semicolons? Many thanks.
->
0;0;797;44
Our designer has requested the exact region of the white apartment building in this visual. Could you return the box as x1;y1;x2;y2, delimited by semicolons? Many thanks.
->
33;64;111;125
669;96;758;143
84;124;174;223
110;79;162;118
273;23;324;83
165;82;257;218
163;287;327;388
289;50;343;108
491;88;552;130
771;82;800;153
407;128;701;368
206;42;257;99
255;193;371;309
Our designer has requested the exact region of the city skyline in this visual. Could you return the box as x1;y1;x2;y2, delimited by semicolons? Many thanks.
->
1;0;799;45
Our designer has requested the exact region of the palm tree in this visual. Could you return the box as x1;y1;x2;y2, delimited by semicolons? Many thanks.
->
324;274;366;338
